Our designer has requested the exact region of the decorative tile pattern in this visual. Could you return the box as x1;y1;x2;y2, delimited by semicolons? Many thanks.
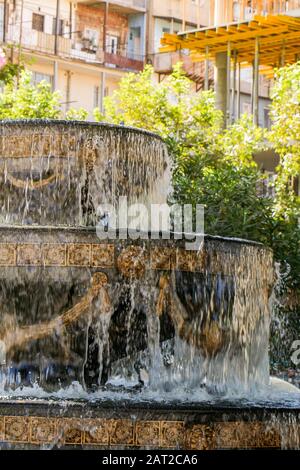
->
0;417;4;440
92;244;114;268
0;243;16;266
0;242;252;277
150;247;172;271
160;421;185;448
110;420;135;446
17;244;42;266
4;416;30;443
188;424;214;450
214;422;281;449
135;421;160;447
84;419;110;446
0;416;289;449
42;244;66;266
59;419;83;445
30;418;57;444
117;247;148;279
68;244;91;267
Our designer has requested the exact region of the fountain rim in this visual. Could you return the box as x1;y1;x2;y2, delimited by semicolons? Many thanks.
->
0;224;272;250
0;118;165;142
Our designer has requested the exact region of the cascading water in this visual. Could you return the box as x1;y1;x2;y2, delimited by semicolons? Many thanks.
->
0;119;299;450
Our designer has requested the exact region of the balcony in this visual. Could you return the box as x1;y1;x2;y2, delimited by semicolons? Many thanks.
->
7;27;143;71
6;29;72;57
71;35;105;63
153;50;213;88
104;50;144;71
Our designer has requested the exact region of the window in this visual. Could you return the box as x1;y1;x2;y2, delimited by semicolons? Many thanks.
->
32;13;44;32
106;35;118;54
52;18;64;36
31;72;53;88
162;27;170;34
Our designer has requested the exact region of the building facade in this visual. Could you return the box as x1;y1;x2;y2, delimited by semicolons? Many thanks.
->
0;0;147;118
1;1;300;121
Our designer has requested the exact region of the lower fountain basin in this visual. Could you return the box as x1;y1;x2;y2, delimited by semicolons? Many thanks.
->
0;226;274;394
0;398;299;450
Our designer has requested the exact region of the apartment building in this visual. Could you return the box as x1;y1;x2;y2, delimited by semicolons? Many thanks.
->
0;1;217;115
146;0;214;90
0;0;147;118
1;1;300;121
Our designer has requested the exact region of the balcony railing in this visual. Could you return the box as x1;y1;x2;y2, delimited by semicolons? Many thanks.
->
5;29;75;59
104;51;144;71
4;28;144;71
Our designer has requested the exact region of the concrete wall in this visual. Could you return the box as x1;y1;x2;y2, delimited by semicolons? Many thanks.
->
7;0;71;44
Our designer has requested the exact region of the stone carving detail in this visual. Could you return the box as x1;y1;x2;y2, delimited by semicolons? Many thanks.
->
0;417;4;440
214;422;281;449
0;243;115;268
117;246;148;278
4;417;30;443
0;133;77;159
17;244;42;266
0;273;110;353
0;243;16;266
188;424;214;450
161;421;185;448
60;419;83;445
84;419;110;446
0;416;287;449
30;418;57;444
68;244;91;266
42;244;66;266
110;420;135;446
92;244;114;268
150;247;172;270
0;242;270;281
135;421;160;447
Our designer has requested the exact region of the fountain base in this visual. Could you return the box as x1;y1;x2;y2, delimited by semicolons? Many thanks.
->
0;399;299;450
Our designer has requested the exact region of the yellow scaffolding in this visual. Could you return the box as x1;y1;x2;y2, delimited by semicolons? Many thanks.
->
160;14;300;125
160;14;300;70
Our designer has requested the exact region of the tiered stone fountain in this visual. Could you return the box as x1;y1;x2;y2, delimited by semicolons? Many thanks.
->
0;120;299;450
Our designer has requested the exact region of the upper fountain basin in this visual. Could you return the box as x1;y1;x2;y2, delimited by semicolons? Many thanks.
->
0;120;169;227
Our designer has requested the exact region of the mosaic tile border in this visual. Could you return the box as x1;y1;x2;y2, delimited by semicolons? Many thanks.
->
0;242;259;276
0;416;286;449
